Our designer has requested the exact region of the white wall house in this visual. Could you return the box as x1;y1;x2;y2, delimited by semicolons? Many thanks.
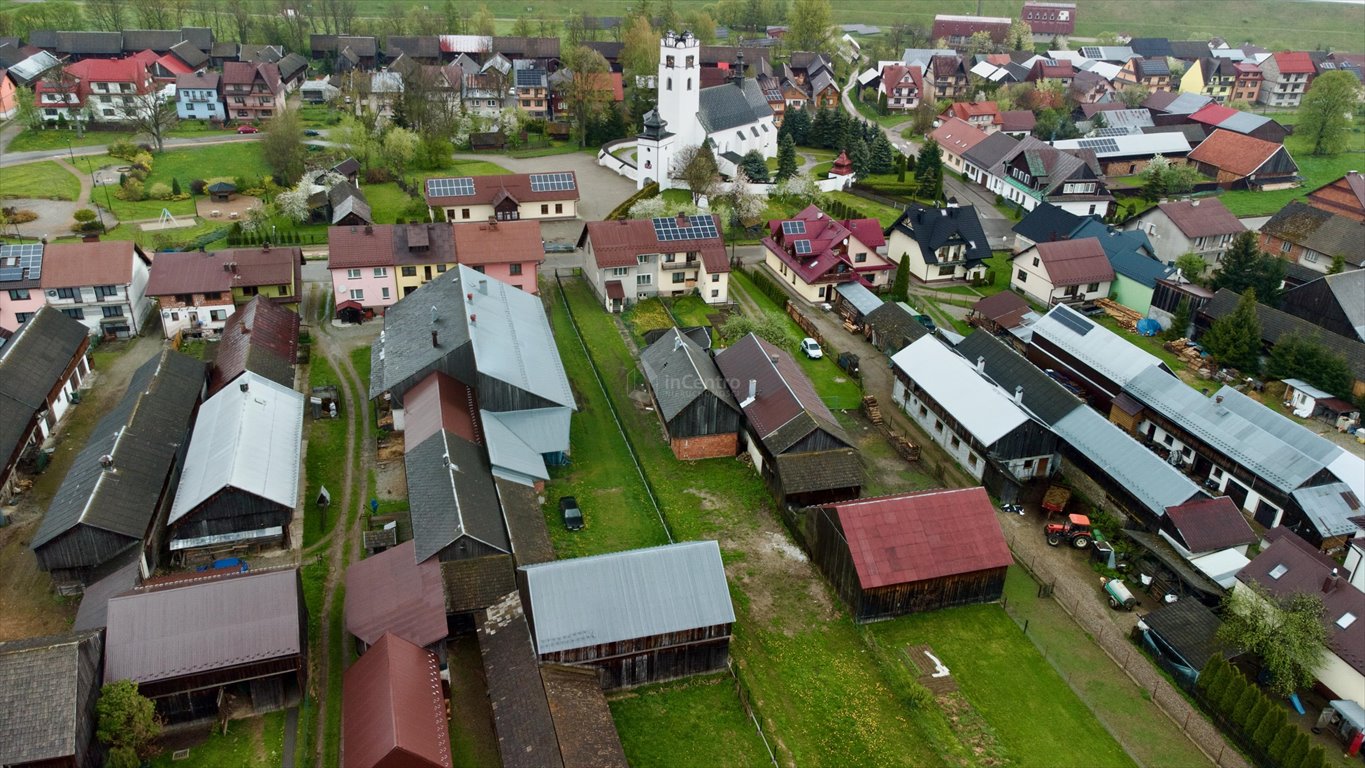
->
175;70;224;121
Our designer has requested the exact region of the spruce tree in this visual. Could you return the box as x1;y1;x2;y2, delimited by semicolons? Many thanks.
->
892;254;910;301
171;177;182;196
776;133;798;181
811;106;835;148
1230;684;1258;728
896;154;907;182
1303;745;1327;768
1267;724;1296;766
849;138;871;177
915;140;944;202
783;108;813;146
1204;660;1231;704
1242;698;1270;739
869;132;895;175
1200;288;1263;373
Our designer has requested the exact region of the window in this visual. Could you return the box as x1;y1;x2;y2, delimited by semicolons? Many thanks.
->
381;287;390;299
1086;282;1100;292
1016;269;1027;282
950;436;961;449
7;289;29;300
541;204;549;214
15;312;34;324
918;405;928;417
1338;613;1357;630
210;309;227;321
436;264;447;273
205;291;222;300
670;272;684;284
347;268;361;279
94;285;118;299
555;203;563;214
473;266;485;273
1280;240;1291;253
174;293;192;304
637;254;651;264
509;264;523;276
854;253;867;263
968;454;978;468
277;285;287;294
610;267;628;277
637;274;652;285
710;289;719;298
241;286;259;296
56;287;77;300
62;308;85;320
711;274;720;283
937;265;955;277
1303;250;1319;263
349;289;364;300
101;305;123;318
1268;563;1288;580
401;266;417;277
372;267;387;277
461;208;471;219
1032;257;1039;267
934;419;943;433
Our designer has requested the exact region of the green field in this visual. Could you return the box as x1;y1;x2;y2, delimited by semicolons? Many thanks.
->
1218;119;1365;216
0;160;81;201
609;675;772;768
304;354;349;549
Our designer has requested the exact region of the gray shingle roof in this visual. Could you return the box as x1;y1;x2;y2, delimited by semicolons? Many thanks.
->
33;350;205;555
697;78;774;133
0;307;87;480
0;631;101;765
405;429;509;563
954;331;1083;426
639;328;739;422
1140;597;1227;671
1261;201;1365;267
962;131;1020;172
520;541;734;655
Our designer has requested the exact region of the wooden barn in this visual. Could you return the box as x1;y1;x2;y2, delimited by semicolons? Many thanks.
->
518;541;735;689
802;488;1013;622
639;327;742;460
344;540;449;657
832;281;883;328
103;569;307;722
0;631;104;768
32;349;206;593
405;428;510;563
166;371;303;563
341;632;453;768
715;333;861;506
1025;303;1170;410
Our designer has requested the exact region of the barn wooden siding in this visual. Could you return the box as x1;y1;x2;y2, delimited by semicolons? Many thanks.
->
537;624;733;689
35;527;140;588
170;488;293;544
437;535;508;563
665;391;742;441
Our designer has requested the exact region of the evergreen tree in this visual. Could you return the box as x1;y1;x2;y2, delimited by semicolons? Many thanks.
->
1304;745;1327;768
171;177;182;196
869;132;895;175
1201;288;1263;373
877;90;888;115
1163;296;1193;341
1286;731;1312;768
1230;684;1257;728
896;153;907;182
1212;231;1285;305
810;106;836;149
776;133;798;181
915;140;944;202
1327;253;1346;274
849;138;871;176
1254;708;1286;754
1204;660;1231;704
892;254;910;302
1268;332;1354;399
1267;725;1296;766
739;149;771;182
1218;668;1247;712
781;108;813;146
1197;656;1226;693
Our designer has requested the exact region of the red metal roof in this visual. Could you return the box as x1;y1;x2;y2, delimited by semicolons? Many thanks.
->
1023;2;1077;35
583;216;729;274
402;371;481;452
207;296;300;395
344;541;449;649
1164;496;1256;553
342;632;453;768
1188;102;1239;128
1033;237;1115;287
604;280;624;299
931;15;1012;43
829;488;1012;588
1272;51;1315;74
947;101;1002;125
64;57;151;85
762;205;890;286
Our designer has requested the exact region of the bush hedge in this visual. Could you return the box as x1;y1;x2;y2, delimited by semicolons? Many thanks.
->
1196;657;1328;768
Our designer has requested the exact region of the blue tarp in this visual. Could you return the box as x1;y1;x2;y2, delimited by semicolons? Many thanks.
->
1137;318;1161;336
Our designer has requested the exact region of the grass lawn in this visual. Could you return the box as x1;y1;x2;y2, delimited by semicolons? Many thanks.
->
71;219;232;252
81;143;271;222
8;128;135;152
149;711;285;768
0;160;81;201
670;295;715;327
824;190;904;227
836;411;937;497
1218;122;1365;217
609;675;771;768
809;160;834;177
364;183;419;224
621;298;674;344
303;355;349;549
869;601;1137;768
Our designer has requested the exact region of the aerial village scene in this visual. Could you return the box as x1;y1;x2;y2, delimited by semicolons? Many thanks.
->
0;0;1364;766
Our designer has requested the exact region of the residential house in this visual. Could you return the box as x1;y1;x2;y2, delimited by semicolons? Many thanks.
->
1079;46;1138;64
1123;198;1247;267
639;328;743;460
1052;133;1192;177
31;349;205;592
450;219;544;295
761;205;894;302
1180;57;1240;102
995;136;1113;217
930;117;990;174
461;71;510;117
931;15;1012;47
548;68;623;117
580;215;730;311
39;241;152;339
891;335;1061;484
221;61;282;122
518;541;735;688
174;69;222;121
927;54;970;100
145;246;302;339
787;51;840;110
424;171;580;223
310;34;379;69
0;307;88;502
802;488;1012;621
0;631;104;768
0;243;47;331
342;632;453;768
715;333;861;505
1235;528;1365;706
1259;201;1365;275
1022;2;1077;43
1307;171;1365;222
1026;303;1170;408
207;296;300;395
344;541;448;655
1083;107;1155;134
514;66;549;118
943;101;1003;133
962;131;1021;187
165;371;302;563
1278;272;1365;343
1068;219;1171;315
1010;201;1087;254
1028;57;1075;87
1257;51;1315;108
0;67;16;119
884;204;992;284
1188;103;1288;143
103;569;306;722
1122;367;1362;550
1187;129;1300;189
358;70;403;121
1114;55;1171;89
1229;62;1264;103
37;58;154;123
1070;70;1115;104
879;63;923;112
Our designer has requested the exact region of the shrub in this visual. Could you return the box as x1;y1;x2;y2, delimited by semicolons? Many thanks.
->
1217;667;1246;711
1230;684;1257;727
7;209;38;224
171;178;182;196
77;220;105;234
1254;708;1286;753
401;197;430;222
363;167;392;184
1243;698;1270;738
148;182;173;200
73;208;97;223
1303;745;1326;768
120;178;145;201
1285;731;1311;768
108;140;139;160
190;179;207;195
1267;726;1295;766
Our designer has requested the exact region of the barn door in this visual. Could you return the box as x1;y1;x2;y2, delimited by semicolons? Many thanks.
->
1224;480;1249;513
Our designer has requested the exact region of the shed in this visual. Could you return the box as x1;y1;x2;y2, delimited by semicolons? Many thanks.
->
1161;496;1256;556
0;631;103;768
207;181;237;202
518;541;735;689
167;371;303;561
1282;378;1357;423
341;632;452;768
804;488;1012;622
863;300;929;354
207;296;300;395
832;281;882;326
639;327;742;460
1026;303;1168;408
1138;599;1228;683
967;291;1031;334
344;540;448;654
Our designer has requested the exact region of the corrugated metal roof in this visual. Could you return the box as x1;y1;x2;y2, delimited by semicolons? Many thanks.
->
834;281;882;317
169;371;303;524
1141;599;1226;671
344;541;448;649
1290;483;1360;538
479;410;550;484
1052;406;1201;516
1031;304;1163;390
954;331;1082;426
342;632;452;768
892;336;1030;446
521;541;734;655
207;297;299;396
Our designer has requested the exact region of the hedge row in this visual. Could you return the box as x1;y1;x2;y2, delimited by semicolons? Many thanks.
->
1196;656;1327;768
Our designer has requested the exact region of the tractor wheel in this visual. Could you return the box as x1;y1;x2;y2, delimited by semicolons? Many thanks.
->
1108;596;1120;609
1072;535;1092;549
1046;533;1062;547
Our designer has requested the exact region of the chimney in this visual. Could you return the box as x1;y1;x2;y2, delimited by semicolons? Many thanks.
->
976;355;985;373
223;262;232;272
673;333;684;351
488;218;497;230
1215;395;1224;404
364;224;373;234
98;454;113;469
478;279;488;295
431;329;439;347
240;380;249;393
1014;385;1024;403
1190;199;1200;207
262;241;271;252
1324;568;1341;593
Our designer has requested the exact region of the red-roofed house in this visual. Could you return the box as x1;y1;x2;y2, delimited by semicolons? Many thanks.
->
1122;198;1247;265
422;172;580;223
1307;170;1365;223
342;632;453;768
222;61;283;122
145;247;304;339
803;487;1012;621
942;101;1002;134
1010;237;1115;307
880;64;923;112
1187;129;1300;189
931;14;1012;47
1022;2;1077;41
39;241;153;338
929;117;990;174
37;58;155;123
450;219;543;295
579;215;730;312
1160;496;1257;556
761;204;893;303
1258;51;1315;108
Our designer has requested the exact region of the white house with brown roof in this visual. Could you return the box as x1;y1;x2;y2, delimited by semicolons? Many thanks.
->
221;61;283;122
38;241;152;338
1010;237;1115;307
145;247;303;339
929;117;989;175
879;64;923;112
1122;198;1247;268
175;69;222;121
423;172;580;223
579;214;730;312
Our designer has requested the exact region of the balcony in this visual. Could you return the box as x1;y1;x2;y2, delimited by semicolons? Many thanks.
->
660;258;698;270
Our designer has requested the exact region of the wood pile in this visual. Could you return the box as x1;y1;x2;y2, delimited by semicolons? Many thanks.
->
376;436;404;464
862;395;882;425
1163;337;1207;368
1096;298;1143;332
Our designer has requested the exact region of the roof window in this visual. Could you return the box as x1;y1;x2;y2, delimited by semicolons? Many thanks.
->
1338;613;1356;630
1268;563;1288;580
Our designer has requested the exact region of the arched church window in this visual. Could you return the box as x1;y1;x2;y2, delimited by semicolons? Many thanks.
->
667;77;673;90
686;78;691;90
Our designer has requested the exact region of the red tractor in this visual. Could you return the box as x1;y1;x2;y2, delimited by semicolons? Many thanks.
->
1045;514;1093;548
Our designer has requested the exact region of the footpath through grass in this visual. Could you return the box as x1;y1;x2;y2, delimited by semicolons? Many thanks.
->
148;710;285;768
303;355;348;549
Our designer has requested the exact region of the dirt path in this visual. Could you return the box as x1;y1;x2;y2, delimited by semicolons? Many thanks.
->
53;157;93;206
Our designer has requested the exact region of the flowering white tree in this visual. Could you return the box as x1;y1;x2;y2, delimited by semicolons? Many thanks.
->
275;172;345;223
774;175;820;206
728;170;767;231
628;196;668;219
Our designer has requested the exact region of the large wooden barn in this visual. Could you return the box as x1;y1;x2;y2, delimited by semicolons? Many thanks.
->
517;541;735;689
802;488;1013;622
639;327;742;460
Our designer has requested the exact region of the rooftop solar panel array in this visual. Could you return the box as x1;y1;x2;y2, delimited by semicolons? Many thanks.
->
651;215;719;242
0;242;43;282
1053;307;1093;336
528;172;576;192
425;177;475;197
1076;138;1120;153
781;220;806;235
793;239;812;255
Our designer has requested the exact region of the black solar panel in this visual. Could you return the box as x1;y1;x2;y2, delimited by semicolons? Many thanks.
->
425;177;475;197
1053;306;1093;336
0;267;22;282
781;220;806;235
529;172;576;192
0;242;42;281
793;239;812;255
651;215;720;242
1077;138;1121;153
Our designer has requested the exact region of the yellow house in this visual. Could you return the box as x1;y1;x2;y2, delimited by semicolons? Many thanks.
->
1180;58;1235;102
424;172;581;224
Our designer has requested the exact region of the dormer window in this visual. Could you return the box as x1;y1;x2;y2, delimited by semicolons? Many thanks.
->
1268;563;1288;580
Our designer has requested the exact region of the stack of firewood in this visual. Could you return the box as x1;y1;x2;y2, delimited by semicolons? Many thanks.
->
1096;298;1143;332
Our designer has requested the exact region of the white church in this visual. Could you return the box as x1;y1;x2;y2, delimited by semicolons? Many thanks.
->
637;31;778;190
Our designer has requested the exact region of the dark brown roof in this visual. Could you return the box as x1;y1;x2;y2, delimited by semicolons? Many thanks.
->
714;333;850;454
492;36;560;60
104;568;302;685
1154;198;1245;239
342;632;453;768
451;219;545;267
540;665;629;768
441;554;516;614
582;216;729;274
1032;237;1116;287
494;476;556;565
146;247;301;295
1261;201;1365;267
971;291;1030;328
207;296;299;395
345;540;448;649
0;307;88;481
773;450;862;495
1164;496;1257;552
477;594;564;768
1200;288;1365;381
402;371;481;452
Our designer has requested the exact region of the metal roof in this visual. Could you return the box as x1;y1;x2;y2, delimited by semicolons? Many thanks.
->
833;281;882;317
891;336;1030;446
1289;483;1360;539
953;331;1082;426
479;409;551;485
342;632;453;768
1053;132;1190;158
169;371;302;524
1030;304;1164;390
7;50;60;83
1052;406;1202;516
520;541;735;655
639;327;739;423
697;78;774;134
344;541;448;649
1140;598;1226;671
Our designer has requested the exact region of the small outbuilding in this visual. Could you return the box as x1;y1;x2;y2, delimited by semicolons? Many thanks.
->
341;632;453;768
803;487;1013;622
207;181;237;202
639;327;743;460
0;631;104;768
1137;598;1228;684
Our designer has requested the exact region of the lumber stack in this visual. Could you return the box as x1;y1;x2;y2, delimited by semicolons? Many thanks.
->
1096;298;1143;332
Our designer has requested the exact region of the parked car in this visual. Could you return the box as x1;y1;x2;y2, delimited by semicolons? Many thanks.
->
236;125;259;134
800;337;823;359
558;496;584;531
303;129;321;137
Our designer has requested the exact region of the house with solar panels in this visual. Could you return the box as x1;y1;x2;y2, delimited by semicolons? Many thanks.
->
761;205;893;303
422;171;579;223
0;240;154;339
1051;133;1191;177
579;214;730;311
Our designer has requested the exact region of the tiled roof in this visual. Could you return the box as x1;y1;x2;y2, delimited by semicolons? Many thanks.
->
175;69;218;89
1155;199;1246;239
327;224;397;269
441;554;517;614
1165;496;1256;552
583;216;729;274
1187;129;1287;177
1272;51;1315;74
930;117;989;156
450;219;544;267
999;110;1036;133
422;172;580;208
0;307;87;480
714;333;850;454
0;631;101;765
828;488;1012;588
145;247;299;295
